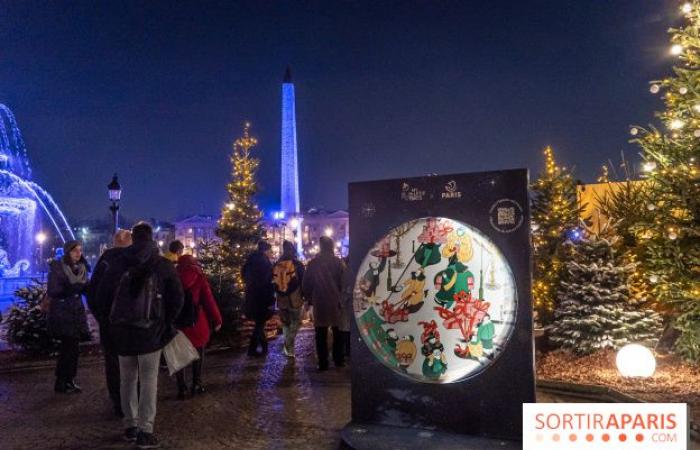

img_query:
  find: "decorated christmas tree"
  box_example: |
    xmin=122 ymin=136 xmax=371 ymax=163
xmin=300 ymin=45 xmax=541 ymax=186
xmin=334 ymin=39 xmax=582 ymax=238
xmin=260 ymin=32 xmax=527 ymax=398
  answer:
xmin=548 ymin=234 xmax=662 ymax=355
xmin=628 ymin=1 xmax=700 ymax=362
xmin=216 ymin=122 xmax=265 ymax=292
xmin=531 ymin=146 xmax=581 ymax=325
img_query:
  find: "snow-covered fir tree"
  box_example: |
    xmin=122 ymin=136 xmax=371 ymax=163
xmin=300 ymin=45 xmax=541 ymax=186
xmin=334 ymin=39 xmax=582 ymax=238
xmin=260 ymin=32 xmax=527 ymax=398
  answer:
xmin=548 ymin=234 xmax=662 ymax=355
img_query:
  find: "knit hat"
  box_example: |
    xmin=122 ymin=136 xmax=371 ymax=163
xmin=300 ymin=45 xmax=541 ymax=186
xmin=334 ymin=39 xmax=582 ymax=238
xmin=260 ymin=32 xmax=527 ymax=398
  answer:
xmin=63 ymin=240 xmax=82 ymax=253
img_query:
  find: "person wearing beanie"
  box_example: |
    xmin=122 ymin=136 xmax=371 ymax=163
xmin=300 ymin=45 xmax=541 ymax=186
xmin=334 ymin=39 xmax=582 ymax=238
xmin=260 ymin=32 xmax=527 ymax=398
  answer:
xmin=272 ymin=240 xmax=305 ymax=357
xmin=242 ymin=240 xmax=275 ymax=357
xmin=47 ymin=239 xmax=91 ymax=394
xmin=303 ymin=236 xmax=347 ymax=371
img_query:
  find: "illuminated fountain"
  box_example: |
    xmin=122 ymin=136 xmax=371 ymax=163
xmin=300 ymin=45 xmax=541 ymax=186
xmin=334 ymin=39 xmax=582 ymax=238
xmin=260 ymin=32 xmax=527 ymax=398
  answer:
xmin=0 ymin=104 xmax=74 ymax=307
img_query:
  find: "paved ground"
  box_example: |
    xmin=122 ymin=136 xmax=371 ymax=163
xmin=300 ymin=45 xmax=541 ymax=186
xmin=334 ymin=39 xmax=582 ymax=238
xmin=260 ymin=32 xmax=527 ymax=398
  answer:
xmin=2 ymin=329 xmax=697 ymax=450
xmin=0 ymin=329 xmax=351 ymax=450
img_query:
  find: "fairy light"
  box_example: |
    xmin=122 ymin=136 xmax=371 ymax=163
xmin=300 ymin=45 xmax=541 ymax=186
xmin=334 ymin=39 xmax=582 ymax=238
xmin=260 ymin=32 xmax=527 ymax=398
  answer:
xmin=671 ymin=44 xmax=684 ymax=55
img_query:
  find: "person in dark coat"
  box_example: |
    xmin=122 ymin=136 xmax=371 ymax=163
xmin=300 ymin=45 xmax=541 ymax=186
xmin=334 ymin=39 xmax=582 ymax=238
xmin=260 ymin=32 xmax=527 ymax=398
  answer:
xmin=86 ymin=229 xmax=132 ymax=416
xmin=303 ymin=236 xmax=346 ymax=371
xmin=242 ymin=240 xmax=274 ymax=357
xmin=47 ymin=240 xmax=91 ymax=394
xmin=175 ymin=254 xmax=222 ymax=399
xmin=106 ymin=222 xmax=184 ymax=448
xmin=273 ymin=240 xmax=305 ymax=358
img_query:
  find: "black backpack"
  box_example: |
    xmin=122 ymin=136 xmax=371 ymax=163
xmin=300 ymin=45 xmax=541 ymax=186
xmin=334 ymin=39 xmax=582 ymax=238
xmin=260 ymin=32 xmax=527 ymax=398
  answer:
xmin=175 ymin=289 xmax=198 ymax=328
xmin=109 ymin=268 xmax=161 ymax=329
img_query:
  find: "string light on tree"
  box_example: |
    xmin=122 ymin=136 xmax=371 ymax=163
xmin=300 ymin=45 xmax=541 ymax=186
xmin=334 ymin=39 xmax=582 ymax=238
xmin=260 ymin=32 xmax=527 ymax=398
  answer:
xmin=627 ymin=0 xmax=700 ymax=363
xmin=216 ymin=122 xmax=265 ymax=290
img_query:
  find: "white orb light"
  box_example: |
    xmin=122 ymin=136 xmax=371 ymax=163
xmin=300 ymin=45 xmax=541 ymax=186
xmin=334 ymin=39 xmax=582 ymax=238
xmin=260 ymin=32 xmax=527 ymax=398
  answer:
xmin=630 ymin=127 xmax=639 ymax=136
xmin=683 ymin=2 xmax=693 ymax=14
xmin=616 ymin=344 xmax=656 ymax=378
xmin=650 ymin=84 xmax=661 ymax=94
xmin=680 ymin=86 xmax=689 ymax=94
xmin=671 ymin=44 xmax=684 ymax=56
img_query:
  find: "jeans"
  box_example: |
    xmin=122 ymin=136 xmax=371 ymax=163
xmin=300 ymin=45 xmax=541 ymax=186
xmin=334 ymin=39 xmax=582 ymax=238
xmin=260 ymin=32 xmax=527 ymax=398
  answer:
xmin=248 ymin=318 xmax=268 ymax=354
xmin=176 ymin=347 xmax=204 ymax=389
xmin=315 ymin=326 xmax=345 ymax=369
xmin=280 ymin=308 xmax=302 ymax=353
xmin=119 ymin=349 xmax=161 ymax=433
xmin=55 ymin=336 xmax=79 ymax=382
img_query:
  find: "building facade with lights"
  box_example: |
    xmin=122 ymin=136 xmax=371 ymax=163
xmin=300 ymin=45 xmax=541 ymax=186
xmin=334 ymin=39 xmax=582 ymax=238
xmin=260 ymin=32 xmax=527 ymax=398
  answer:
xmin=173 ymin=214 xmax=219 ymax=254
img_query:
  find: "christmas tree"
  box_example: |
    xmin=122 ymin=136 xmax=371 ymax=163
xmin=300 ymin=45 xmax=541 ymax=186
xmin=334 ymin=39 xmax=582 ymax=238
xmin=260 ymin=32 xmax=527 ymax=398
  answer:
xmin=548 ymin=234 xmax=662 ymax=355
xmin=629 ymin=1 xmax=700 ymax=362
xmin=531 ymin=146 xmax=581 ymax=325
xmin=596 ymin=159 xmax=656 ymax=309
xmin=198 ymin=239 xmax=241 ymax=340
xmin=216 ymin=122 xmax=265 ymax=292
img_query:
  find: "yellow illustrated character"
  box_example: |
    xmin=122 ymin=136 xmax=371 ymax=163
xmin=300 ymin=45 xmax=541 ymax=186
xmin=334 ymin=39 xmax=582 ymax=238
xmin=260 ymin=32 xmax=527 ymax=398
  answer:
xmin=399 ymin=269 xmax=427 ymax=313
xmin=442 ymin=228 xmax=473 ymax=263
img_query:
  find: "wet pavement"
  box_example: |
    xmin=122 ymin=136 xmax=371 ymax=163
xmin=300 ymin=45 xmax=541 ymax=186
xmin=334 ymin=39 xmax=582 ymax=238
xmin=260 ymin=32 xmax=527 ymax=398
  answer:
xmin=0 ymin=328 xmax=351 ymax=449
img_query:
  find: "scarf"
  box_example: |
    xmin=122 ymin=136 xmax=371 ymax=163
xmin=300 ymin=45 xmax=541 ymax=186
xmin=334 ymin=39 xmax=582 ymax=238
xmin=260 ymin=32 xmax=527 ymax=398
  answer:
xmin=62 ymin=259 xmax=87 ymax=285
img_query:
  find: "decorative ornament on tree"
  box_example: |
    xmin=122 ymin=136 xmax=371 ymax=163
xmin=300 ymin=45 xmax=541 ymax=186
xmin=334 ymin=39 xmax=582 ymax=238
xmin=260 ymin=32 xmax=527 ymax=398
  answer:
xmin=680 ymin=86 xmax=689 ymax=94
xmin=650 ymin=84 xmax=660 ymax=94
xmin=630 ymin=127 xmax=639 ymax=136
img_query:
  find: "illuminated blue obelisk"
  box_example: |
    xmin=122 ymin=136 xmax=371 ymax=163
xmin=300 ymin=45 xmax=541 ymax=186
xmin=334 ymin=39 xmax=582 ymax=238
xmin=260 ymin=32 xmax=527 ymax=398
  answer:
xmin=281 ymin=66 xmax=302 ymax=253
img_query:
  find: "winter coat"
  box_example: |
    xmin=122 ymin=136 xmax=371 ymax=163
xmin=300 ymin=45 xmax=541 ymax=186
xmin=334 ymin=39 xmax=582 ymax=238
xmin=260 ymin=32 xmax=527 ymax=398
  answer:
xmin=86 ymin=247 xmax=125 ymax=353
xmin=176 ymin=255 xmax=223 ymax=348
xmin=302 ymin=252 xmax=345 ymax=328
xmin=242 ymin=251 xmax=275 ymax=321
xmin=273 ymin=257 xmax=305 ymax=309
xmin=47 ymin=258 xmax=90 ymax=339
xmin=107 ymin=241 xmax=184 ymax=356
xmin=338 ymin=264 xmax=355 ymax=332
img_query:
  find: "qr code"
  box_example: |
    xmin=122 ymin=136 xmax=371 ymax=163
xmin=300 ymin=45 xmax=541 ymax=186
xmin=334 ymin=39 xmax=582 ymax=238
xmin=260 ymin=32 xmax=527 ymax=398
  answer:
xmin=497 ymin=207 xmax=516 ymax=225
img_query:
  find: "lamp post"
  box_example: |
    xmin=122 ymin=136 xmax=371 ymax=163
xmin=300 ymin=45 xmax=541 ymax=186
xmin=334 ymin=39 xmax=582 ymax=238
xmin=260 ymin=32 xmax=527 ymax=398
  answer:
xmin=108 ymin=174 xmax=122 ymax=235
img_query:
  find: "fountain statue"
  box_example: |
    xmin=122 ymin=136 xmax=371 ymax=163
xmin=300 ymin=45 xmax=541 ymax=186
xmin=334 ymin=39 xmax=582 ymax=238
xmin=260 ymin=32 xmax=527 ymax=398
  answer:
xmin=0 ymin=104 xmax=74 ymax=309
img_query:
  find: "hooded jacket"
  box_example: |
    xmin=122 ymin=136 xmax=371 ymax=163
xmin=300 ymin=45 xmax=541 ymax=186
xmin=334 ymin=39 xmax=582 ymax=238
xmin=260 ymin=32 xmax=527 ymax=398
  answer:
xmin=176 ymin=255 xmax=222 ymax=348
xmin=46 ymin=257 xmax=90 ymax=339
xmin=106 ymin=241 xmax=184 ymax=356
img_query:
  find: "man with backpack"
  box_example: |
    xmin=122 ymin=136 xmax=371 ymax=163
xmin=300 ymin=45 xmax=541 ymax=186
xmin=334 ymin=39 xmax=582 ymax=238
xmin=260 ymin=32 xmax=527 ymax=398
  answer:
xmin=272 ymin=240 xmax=305 ymax=358
xmin=107 ymin=222 xmax=184 ymax=449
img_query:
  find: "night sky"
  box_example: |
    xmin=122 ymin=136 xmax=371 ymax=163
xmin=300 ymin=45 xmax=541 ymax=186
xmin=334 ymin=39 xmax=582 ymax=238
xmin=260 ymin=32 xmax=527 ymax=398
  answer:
xmin=0 ymin=1 xmax=682 ymax=222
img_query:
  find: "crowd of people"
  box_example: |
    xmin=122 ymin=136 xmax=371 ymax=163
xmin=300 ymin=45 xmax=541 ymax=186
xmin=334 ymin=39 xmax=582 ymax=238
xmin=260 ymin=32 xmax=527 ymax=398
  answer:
xmin=44 ymin=223 xmax=351 ymax=449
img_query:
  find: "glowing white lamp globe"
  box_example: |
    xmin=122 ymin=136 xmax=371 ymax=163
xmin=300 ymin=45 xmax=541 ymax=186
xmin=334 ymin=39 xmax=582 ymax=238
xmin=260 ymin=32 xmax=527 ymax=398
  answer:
xmin=616 ymin=344 xmax=656 ymax=378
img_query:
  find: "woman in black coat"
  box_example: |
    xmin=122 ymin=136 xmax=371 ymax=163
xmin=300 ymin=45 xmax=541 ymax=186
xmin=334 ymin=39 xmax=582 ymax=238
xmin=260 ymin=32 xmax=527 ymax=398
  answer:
xmin=242 ymin=241 xmax=275 ymax=356
xmin=47 ymin=240 xmax=90 ymax=394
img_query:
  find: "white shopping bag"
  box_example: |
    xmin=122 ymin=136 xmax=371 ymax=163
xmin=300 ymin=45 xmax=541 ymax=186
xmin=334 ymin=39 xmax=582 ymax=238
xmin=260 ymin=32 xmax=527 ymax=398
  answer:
xmin=163 ymin=331 xmax=200 ymax=376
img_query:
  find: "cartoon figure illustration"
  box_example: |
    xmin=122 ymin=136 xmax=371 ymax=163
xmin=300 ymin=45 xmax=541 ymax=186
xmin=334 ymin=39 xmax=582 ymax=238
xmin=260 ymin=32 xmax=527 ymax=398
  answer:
xmin=395 ymin=335 xmax=417 ymax=372
xmin=414 ymin=218 xmax=453 ymax=268
xmin=397 ymin=269 xmax=428 ymax=314
xmin=435 ymin=291 xmax=491 ymax=358
xmin=467 ymin=334 xmax=484 ymax=361
xmin=477 ymin=314 xmax=496 ymax=352
xmin=441 ymin=228 xmax=473 ymax=263
xmin=433 ymin=257 xmax=475 ymax=309
xmin=419 ymin=320 xmax=447 ymax=380
xmin=380 ymin=300 xmax=409 ymax=324
xmin=359 ymin=257 xmax=387 ymax=301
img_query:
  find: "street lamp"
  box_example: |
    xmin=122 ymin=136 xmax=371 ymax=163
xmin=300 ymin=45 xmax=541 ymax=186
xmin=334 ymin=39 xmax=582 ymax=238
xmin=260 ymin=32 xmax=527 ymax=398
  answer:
xmin=108 ymin=174 xmax=122 ymax=235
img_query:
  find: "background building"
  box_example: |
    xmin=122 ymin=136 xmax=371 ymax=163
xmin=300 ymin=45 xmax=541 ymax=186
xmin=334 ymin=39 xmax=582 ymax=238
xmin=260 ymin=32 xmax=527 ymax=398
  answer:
xmin=174 ymin=214 xmax=219 ymax=255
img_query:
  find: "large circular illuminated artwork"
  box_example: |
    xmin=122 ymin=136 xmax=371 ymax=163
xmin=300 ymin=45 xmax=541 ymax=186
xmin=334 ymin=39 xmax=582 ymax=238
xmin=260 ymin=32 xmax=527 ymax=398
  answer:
xmin=354 ymin=217 xmax=517 ymax=383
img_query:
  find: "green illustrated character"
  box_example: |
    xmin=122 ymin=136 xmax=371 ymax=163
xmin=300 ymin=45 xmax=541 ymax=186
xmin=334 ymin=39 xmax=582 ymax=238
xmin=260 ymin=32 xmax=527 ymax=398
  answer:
xmin=420 ymin=332 xmax=447 ymax=380
xmin=433 ymin=257 xmax=475 ymax=309
xmin=357 ymin=308 xmax=399 ymax=367
xmin=477 ymin=314 xmax=496 ymax=351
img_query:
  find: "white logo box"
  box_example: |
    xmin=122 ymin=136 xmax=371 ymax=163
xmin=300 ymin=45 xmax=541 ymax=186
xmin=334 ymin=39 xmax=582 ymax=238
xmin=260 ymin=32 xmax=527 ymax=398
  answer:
xmin=523 ymin=403 xmax=688 ymax=450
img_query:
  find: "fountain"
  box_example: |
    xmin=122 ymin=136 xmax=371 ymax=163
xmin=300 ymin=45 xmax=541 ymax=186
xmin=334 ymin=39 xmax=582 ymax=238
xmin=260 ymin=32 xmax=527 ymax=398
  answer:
xmin=0 ymin=104 xmax=74 ymax=311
